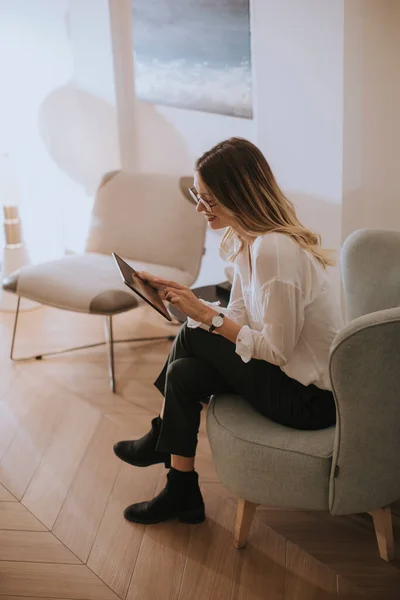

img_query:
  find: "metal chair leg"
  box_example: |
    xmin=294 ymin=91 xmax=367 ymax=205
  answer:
xmin=104 ymin=315 xmax=116 ymax=394
xmin=8 ymin=300 xmax=176 ymax=393
xmin=10 ymin=332 xmax=175 ymax=361
xmin=10 ymin=296 xmax=21 ymax=360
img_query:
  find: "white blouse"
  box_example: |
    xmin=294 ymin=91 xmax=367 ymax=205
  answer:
xmin=188 ymin=232 xmax=344 ymax=390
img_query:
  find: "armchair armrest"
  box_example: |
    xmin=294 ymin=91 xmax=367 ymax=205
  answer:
xmin=329 ymin=306 xmax=400 ymax=515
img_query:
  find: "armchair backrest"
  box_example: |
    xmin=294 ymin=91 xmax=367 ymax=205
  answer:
xmin=329 ymin=228 xmax=400 ymax=515
xmin=341 ymin=228 xmax=400 ymax=321
xmin=85 ymin=171 xmax=206 ymax=281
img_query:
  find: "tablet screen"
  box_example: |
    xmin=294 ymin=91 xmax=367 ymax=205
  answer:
xmin=113 ymin=253 xmax=172 ymax=321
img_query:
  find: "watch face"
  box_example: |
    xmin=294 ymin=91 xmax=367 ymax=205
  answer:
xmin=212 ymin=315 xmax=224 ymax=328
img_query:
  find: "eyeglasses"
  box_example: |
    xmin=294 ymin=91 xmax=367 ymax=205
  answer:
xmin=188 ymin=187 xmax=216 ymax=213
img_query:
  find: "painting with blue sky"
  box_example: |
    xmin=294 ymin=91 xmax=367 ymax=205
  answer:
xmin=131 ymin=0 xmax=252 ymax=118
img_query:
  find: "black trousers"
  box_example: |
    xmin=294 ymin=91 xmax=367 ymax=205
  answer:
xmin=155 ymin=324 xmax=336 ymax=458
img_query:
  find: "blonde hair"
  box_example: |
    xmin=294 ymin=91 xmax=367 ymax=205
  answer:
xmin=196 ymin=138 xmax=335 ymax=268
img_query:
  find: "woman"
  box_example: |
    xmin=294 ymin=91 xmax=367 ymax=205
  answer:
xmin=114 ymin=137 xmax=343 ymax=525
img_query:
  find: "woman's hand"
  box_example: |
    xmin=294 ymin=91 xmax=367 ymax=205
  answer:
xmin=136 ymin=271 xmax=166 ymax=291
xmin=137 ymin=272 xmax=207 ymax=322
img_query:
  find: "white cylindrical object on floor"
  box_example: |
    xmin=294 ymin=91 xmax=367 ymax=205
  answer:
xmin=0 ymin=247 xmax=39 ymax=311
xmin=0 ymin=205 xmax=40 ymax=312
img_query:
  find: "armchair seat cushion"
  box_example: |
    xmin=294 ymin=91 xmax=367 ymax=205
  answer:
xmin=207 ymin=394 xmax=336 ymax=511
xmin=2 ymin=253 xmax=193 ymax=315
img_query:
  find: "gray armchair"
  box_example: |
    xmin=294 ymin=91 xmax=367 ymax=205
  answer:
xmin=2 ymin=171 xmax=205 ymax=392
xmin=207 ymin=228 xmax=400 ymax=561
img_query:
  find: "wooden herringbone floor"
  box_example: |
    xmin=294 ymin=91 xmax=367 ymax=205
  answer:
xmin=0 ymin=304 xmax=399 ymax=599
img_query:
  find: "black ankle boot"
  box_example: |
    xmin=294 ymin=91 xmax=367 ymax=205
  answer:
xmin=124 ymin=468 xmax=205 ymax=525
xmin=113 ymin=416 xmax=171 ymax=468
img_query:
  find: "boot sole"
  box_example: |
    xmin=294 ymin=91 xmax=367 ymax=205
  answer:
xmin=113 ymin=449 xmax=171 ymax=469
xmin=124 ymin=507 xmax=206 ymax=525
xmin=120 ymin=458 xmax=171 ymax=469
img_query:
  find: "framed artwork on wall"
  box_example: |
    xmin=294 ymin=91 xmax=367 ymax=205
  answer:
xmin=131 ymin=0 xmax=252 ymax=119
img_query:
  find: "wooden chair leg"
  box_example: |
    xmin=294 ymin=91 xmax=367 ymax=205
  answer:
xmin=234 ymin=498 xmax=258 ymax=549
xmin=368 ymin=507 xmax=394 ymax=562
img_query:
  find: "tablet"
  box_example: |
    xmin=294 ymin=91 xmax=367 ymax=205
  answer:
xmin=113 ymin=253 xmax=172 ymax=322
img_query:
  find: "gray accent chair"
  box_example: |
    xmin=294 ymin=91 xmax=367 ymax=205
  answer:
xmin=2 ymin=171 xmax=205 ymax=392
xmin=207 ymin=228 xmax=400 ymax=561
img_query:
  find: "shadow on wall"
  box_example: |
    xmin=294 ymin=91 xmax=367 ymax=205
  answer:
xmin=38 ymin=84 xmax=120 ymax=195
xmin=37 ymin=83 xmax=197 ymax=253
xmin=39 ymin=84 xmax=194 ymax=179
xmin=132 ymin=101 xmax=193 ymax=175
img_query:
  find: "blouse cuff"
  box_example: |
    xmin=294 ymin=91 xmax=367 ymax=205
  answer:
xmin=186 ymin=299 xmax=221 ymax=330
xmin=235 ymin=325 xmax=254 ymax=363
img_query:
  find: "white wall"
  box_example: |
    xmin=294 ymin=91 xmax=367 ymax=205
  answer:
xmin=0 ymin=0 xmax=120 ymax=262
xmin=343 ymin=0 xmax=400 ymax=240
xmin=0 ymin=0 xmax=73 ymax=261
xmin=253 ymin=0 xmax=344 ymax=291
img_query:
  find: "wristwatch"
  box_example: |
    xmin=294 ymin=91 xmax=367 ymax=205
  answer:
xmin=209 ymin=312 xmax=225 ymax=333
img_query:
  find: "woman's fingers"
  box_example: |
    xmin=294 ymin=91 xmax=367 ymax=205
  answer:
xmin=136 ymin=271 xmax=166 ymax=290
xmin=165 ymin=287 xmax=181 ymax=297
xmin=165 ymin=288 xmax=182 ymax=302
xmin=136 ymin=272 xmax=185 ymax=292
xmin=152 ymin=277 xmax=186 ymax=290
